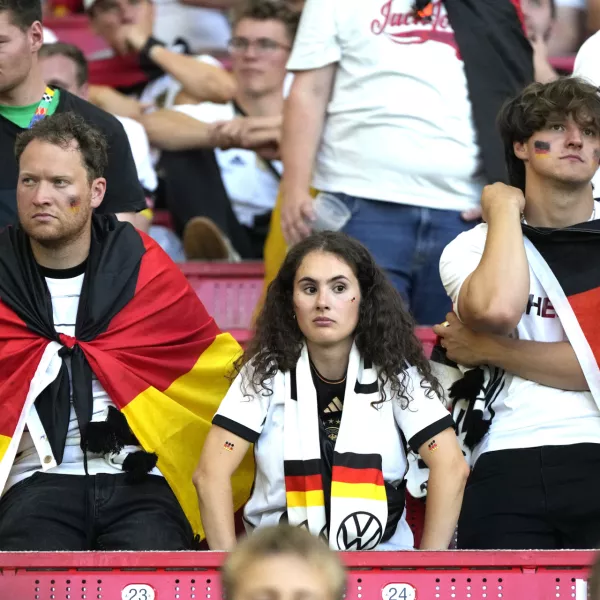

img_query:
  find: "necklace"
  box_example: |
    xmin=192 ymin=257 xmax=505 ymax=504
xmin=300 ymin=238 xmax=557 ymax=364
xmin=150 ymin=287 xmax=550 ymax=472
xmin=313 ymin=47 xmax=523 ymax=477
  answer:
xmin=309 ymin=360 xmax=347 ymax=385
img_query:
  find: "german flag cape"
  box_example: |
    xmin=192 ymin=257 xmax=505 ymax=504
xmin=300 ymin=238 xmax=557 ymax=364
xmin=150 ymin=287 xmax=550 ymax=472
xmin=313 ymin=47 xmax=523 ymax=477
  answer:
xmin=0 ymin=215 xmax=252 ymax=537
xmin=522 ymin=219 xmax=600 ymax=404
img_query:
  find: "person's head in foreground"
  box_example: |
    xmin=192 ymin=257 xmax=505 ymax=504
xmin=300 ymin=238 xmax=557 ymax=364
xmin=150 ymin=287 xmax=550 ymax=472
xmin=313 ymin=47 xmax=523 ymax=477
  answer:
xmin=0 ymin=0 xmax=44 ymax=97
xmin=222 ymin=525 xmax=346 ymax=600
xmin=229 ymin=0 xmax=299 ymax=101
xmin=498 ymin=77 xmax=600 ymax=195
xmin=241 ymin=230 xmax=440 ymax=401
xmin=15 ymin=111 xmax=106 ymax=265
xmin=39 ymin=42 xmax=89 ymax=99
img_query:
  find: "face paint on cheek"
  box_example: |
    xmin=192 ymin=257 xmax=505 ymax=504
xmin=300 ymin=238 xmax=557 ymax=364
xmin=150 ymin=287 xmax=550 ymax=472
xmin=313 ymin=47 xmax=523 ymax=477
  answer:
xmin=533 ymin=140 xmax=550 ymax=157
xmin=68 ymin=196 xmax=81 ymax=213
xmin=534 ymin=141 xmax=552 ymax=157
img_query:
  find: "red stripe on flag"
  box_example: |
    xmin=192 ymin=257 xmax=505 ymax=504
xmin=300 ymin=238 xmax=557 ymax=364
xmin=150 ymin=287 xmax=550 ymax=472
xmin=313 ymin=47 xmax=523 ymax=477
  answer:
xmin=83 ymin=234 xmax=223 ymax=404
xmin=285 ymin=474 xmax=323 ymax=493
xmin=332 ymin=465 xmax=385 ymax=487
xmin=569 ymin=287 xmax=600 ymax=365
xmin=509 ymin=0 xmax=526 ymax=33
xmin=0 ymin=301 xmax=48 ymax=437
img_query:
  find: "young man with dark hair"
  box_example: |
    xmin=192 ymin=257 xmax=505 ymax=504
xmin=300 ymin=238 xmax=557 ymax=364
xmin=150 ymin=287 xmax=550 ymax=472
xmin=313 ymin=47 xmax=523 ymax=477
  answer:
xmin=435 ymin=77 xmax=600 ymax=550
xmin=141 ymin=0 xmax=299 ymax=260
xmin=83 ymin=0 xmax=235 ymax=118
xmin=0 ymin=112 xmax=243 ymax=550
xmin=0 ymin=0 xmax=146 ymax=229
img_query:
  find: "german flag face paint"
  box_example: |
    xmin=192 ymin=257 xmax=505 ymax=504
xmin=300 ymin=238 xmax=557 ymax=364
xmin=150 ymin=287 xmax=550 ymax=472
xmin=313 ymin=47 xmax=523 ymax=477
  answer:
xmin=534 ymin=141 xmax=552 ymax=157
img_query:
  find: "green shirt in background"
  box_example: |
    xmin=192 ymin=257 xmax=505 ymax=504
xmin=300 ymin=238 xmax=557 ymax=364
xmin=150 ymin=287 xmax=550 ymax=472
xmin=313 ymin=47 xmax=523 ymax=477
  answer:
xmin=0 ymin=89 xmax=61 ymax=129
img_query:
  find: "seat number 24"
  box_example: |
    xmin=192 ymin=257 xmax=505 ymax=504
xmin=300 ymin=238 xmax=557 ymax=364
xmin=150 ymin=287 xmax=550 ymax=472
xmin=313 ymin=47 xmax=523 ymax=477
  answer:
xmin=382 ymin=583 xmax=417 ymax=600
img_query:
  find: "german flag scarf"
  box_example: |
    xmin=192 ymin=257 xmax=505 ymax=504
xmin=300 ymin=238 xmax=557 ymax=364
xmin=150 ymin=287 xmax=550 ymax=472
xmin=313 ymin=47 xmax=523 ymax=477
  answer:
xmin=522 ymin=220 xmax=600 ymax=402
xmin=283 ymin=344 xmax=387 ymax=551
xmin=0 ymin=215 xmax=249 ymax=537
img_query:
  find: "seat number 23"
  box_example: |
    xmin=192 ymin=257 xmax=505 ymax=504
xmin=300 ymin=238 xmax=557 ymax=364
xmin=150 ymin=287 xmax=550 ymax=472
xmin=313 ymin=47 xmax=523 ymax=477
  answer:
xmin=121 ymin=584 xmax=156 ymax=600
xmin=382 ymin=583 xmax=417 ymax=600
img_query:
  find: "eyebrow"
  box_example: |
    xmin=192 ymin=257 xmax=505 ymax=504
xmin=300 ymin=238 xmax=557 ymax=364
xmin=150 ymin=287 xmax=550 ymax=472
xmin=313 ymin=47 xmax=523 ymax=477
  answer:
xmin=297 ymin=275 xmax=350 ymax=285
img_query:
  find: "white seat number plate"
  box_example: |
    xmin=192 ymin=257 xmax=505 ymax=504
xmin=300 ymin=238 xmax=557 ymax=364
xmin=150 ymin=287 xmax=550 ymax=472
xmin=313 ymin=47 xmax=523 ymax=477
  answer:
xmin=121 ymin=584 xmax=156 ymax=600
xmin=382 ymin=583 xmax=417 ymax=600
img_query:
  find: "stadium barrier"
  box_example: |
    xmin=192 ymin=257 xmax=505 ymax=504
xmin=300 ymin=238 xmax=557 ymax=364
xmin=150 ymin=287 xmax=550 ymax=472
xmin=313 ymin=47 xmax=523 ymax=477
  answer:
xmin=0 ymin=549 xmax=593 ymax=599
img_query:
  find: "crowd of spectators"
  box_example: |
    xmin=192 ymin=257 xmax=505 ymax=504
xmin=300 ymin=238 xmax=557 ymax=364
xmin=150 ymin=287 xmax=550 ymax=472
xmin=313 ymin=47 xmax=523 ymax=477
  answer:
xmin=3 ymin=0 xmax=600 ymax=569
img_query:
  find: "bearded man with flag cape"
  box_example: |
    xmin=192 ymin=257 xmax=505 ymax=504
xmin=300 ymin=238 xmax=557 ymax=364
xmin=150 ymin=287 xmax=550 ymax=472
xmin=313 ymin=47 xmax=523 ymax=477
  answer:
xmin=0 ymin=111 xmax=252 ymax=551
xmin=426 ymin=77 xmax=600 ymax=551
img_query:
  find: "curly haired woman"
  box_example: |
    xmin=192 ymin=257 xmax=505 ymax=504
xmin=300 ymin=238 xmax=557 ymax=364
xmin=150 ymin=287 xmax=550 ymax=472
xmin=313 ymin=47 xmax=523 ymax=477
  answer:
xmin=194 ymin=232 xmax=468 ymax=551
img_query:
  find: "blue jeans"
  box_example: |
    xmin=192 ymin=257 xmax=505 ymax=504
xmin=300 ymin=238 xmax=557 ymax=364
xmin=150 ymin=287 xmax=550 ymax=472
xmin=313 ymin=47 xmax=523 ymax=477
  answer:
xmin=338 ymin=194 xmax=476 ymax=325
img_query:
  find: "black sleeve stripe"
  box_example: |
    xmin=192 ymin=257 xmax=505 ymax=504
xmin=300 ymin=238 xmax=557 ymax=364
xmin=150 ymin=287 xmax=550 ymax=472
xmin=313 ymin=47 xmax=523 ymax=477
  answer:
xmin=354 ymin=380 xmax=378 ymax=395
xmin=408 ymin=415 xmax=455 ymax=454
xmin=212 ymin=414 xmax=260 ymax=444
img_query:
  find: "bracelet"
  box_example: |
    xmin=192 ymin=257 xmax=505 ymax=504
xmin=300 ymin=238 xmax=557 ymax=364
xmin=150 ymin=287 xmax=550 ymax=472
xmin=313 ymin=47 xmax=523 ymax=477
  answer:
xmin=139 ymin=36 xmax=165 ymax=66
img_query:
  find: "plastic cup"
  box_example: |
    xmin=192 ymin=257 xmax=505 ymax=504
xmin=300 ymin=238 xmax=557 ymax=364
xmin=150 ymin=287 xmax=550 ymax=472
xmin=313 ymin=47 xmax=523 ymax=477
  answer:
xmin=311 ymin=193 xmax=352 ymax=232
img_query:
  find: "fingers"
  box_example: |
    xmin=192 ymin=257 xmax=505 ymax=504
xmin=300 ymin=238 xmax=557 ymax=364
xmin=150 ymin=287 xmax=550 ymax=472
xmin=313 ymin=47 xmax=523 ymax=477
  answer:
xmin=282 ymin=197 xmax=314 ymax=245
xmin=461 ymin=207 xmax=482 ymax=222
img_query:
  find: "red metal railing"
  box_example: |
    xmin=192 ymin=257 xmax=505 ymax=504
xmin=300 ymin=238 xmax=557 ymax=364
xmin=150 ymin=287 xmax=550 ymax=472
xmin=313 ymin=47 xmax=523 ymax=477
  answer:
xmin=0 ymin=550 xmax=593 ymax=599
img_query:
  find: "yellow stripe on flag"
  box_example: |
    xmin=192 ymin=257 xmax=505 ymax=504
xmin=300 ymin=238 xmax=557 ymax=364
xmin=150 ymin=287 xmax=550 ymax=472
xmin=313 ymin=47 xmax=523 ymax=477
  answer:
xmin=286 ymin=489 xmax=325 ymax=508
xmin=122 ymin=333 xmax=253 ymax=538
xmin=0 ymin=434 xmax=10 ymax=462
xmin=331 ymin=481 xmax=387 ymax=502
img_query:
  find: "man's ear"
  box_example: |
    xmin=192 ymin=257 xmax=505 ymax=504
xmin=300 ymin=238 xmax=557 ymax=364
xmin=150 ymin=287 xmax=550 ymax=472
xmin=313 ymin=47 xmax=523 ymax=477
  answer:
xmin=30 ymin=21 xmax=43 ymax=53
xmin=90 ymin=177 xmax=106 ymax=209
xmin=514 ymin=140 xmax=529 ymax=161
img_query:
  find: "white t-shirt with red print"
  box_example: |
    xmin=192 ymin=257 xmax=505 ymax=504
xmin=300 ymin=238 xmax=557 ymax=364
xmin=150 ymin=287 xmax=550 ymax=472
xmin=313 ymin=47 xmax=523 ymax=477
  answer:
xmin=287 ymin=0 xmax=486 ymax=212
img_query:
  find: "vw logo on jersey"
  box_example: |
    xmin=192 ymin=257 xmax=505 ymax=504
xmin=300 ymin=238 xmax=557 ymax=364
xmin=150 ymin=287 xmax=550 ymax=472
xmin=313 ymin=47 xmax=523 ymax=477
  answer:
xmin=336 ymin=512 xmax=383 ymax=550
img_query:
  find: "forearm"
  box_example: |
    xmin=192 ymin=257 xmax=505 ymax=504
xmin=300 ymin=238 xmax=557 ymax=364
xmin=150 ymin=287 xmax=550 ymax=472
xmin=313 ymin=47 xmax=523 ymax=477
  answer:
xmin=195 ymin=475 xmax=237 ymax=551
xmin=139 ymin=110 xmax=214 ymax=150
xmin=281 ymin=78 xmax=329 ymax=195
xmin=534 ymin=54 xmax=558 ymax=83
xmin=483 ymin=337 xmax=589 ymax=391
xmin=148 ymin=46 xmax=235 ymax=103
xmin=419 ymin=464 xmax=466 ymax=550
xmin=460 ymin=204 xmax=529 ymax=333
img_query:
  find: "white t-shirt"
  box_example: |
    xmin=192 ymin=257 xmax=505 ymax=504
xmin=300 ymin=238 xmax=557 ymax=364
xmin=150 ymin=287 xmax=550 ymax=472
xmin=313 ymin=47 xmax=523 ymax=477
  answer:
xmin=6 ymin=271 xmax=160 ymax=490
xmin=287 ymin=0 xmax=483 ymax=212
xmin=152 ymin=1 xmax=230 ymax=53
xmin=556 ymin=0 xmax=585 ymax=7
xmin=117 ymin=116 xmax=158 ymax=193
xmin=573 ymin=32 xmax=600 ymax=196
xmin=174 ymin=101 xmax=283 ymax=227
xmin=42 ymin=27 xmax=58 ymax=44
xmin=213 ymin=364 xmax=452 ymax=550
xmin=440 ymin=224 xmax=600 ymax=461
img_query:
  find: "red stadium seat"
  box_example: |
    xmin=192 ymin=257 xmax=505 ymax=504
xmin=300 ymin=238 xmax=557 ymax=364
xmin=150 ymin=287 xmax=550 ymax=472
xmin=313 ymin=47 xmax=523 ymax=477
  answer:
xmin=181 ymin=262 xmax=264 ymax=345
xmin=181 ymin=260 xmax=438 ymax=351
xmin=0 ymin=550 xmax=592 ymax=599
xmin=44 ymin=15 xmax=108 ymax=57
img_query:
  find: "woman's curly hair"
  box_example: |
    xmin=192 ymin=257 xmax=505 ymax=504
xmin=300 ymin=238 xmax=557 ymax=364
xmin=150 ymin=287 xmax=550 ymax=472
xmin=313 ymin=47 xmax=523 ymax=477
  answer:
xmin=235 ymin=231 xmax=443 ymax=408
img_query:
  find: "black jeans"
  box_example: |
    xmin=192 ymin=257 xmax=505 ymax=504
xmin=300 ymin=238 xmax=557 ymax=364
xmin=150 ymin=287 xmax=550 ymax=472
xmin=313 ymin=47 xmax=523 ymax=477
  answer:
xmin=0 ymin=472 xmax=194 ymax=551
xmin=458 ymin=444 xmax=600 ymax=550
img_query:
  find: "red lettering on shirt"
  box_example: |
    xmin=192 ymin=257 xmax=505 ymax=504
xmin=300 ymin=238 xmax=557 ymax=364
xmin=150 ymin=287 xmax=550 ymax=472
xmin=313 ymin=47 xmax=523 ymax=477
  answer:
xmin=371 ymin=0 xmax=460 ymax=58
